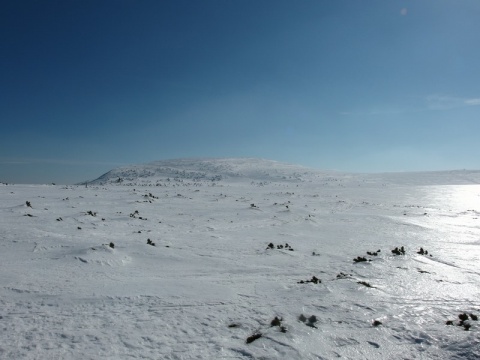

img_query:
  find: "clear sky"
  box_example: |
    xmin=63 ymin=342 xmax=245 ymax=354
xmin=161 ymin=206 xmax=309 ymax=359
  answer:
xmin=1 ymin=0 xmax=480 ymax=184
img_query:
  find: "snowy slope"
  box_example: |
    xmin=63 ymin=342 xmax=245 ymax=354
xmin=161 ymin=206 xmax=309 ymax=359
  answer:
xmin=86 ymin=158 xmax=326 ymax=186
xmin=1 ymin=159 xmax=480 ymax=359
xmin=87 ymin=157 xmax=480 ymax=187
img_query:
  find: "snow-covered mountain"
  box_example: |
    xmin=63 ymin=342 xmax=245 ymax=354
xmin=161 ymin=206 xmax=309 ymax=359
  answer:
xmin=87 ymin=157 xmax=480 ymax=187
xmin=81 ymin=158 xmax=480 ymax=186
xmin=86 ymin=158 xmax=326 ymax=186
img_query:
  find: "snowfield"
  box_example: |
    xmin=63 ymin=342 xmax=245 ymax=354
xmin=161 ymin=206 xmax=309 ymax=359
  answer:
xmin=1 ymin=159 xmax=479 ymax=359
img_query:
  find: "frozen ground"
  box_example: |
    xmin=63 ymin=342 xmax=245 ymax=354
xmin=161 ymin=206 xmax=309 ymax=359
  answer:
xmin=1 ymin=159 xmax=479 ymax=359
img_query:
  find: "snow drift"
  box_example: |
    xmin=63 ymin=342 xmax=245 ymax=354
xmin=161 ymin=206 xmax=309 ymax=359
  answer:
xmin=1 ymin=158 xmax=480 ymax=359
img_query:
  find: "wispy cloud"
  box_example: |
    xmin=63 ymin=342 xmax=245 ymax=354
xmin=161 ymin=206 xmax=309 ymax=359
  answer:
xmin=427 ymin=95 xmax=480 ymax=110
xmin=464 ymin=98 xmax=480 ymax=106
xmin=339 ymin=94 xmax=480 ymax=117
xmin=339 ymin=106 xmax=425 ymax=117
xmin=0 ymin=158 xmax=126 ymax=166
xmin=339 ymin=94 xmax=480 ymax=116
xmin=0 ymin=160 xmax=31 ymax=165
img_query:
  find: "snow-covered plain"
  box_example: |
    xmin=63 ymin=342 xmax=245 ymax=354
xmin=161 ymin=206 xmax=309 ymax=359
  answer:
xmin=1 ymin=158 xmax=479 ymax=359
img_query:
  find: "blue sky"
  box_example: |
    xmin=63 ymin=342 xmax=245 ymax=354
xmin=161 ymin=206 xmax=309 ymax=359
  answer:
xmin=1 ymin=0 xmax=480 ymax=184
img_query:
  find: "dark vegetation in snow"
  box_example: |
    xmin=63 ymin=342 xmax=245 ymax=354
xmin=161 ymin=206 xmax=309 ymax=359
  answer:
xmin=391 ymin=246 xmax=406 ymax=255
xmin=353 ymin=256 xmax=369 ymax=263
xmin=266 ymin=242 xmax=294 ymax=251
xmin=298 ymin=276 xmax=321 ymax=284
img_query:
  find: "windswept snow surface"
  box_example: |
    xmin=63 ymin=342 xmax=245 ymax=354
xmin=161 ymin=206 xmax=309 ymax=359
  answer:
xmin=1 ymin=159 xmax=480 ymax=359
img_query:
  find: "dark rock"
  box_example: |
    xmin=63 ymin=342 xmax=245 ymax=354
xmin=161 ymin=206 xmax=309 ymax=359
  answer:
xmin=417 ymin=269 xmax=430 ymax=274
xmin=392 ymin=246 xmax=406 ymax=255
xmin=298 ymin=276 xmax=321 ymax=284
xmin=109 ymin=242 xmax=115 ymax=249
xmin=270 ymin=316 xmax=282 ymax=327
xmin=417 ymin=247 xmax=429 ymax=255
xmin=246 ymin=333 xmax=262 ymax=344
xmin=358 ymin=281 xmax=373 ymax=288
xmin=372 ymin=320 xmax=382 ymax=327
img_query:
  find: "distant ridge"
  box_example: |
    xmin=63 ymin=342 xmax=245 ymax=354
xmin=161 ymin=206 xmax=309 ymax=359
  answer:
xmin=84 ymin=158 xmax=480 ymax=187
xmin=86 ymin=158 xmax=324 ymax=186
